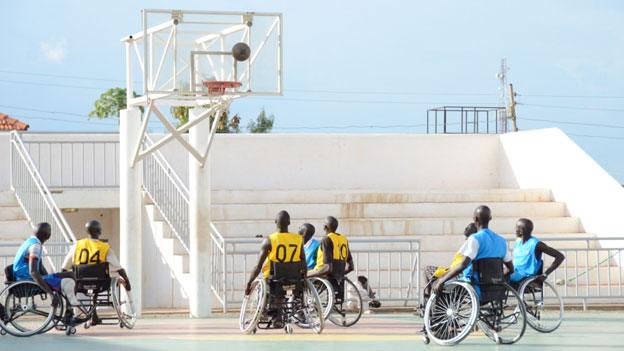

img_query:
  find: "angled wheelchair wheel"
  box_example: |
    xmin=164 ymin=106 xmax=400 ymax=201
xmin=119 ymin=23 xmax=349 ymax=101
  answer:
xmin=239 ymin=278 xmax=267 ymax=334
xmin=0 ymin=281 xmax=58 ymax=337
xmin=328 ymin=278 xmax=362 ymax=327
xmin=423 ymin=281 xmax=479 ymax=346
xmin=294 ymin=279 xmax=325 ymax=334
xmin=309 ymin=278 xmax=334 ymax=320
xmin=519 ymin=277 xmax=563 ymax=333
xmin=478 ymin=283 xmax=527 ymax=345
xmin=112 ymin=278 xmax=137 ymax=329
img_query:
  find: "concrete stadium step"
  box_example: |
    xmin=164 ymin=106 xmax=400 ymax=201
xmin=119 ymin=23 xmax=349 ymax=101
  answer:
xmin=0 ymin=220 xmax=34 ymax=241
xmin=0 ymin=191 xmax=19 ymax=207
xmin=144 ymin=204 xmax=190 ymax=274
xmin=0 ymin=207 xmax=27 ymax=221
xmin=212 ymin=188 xmax=553 ymax=205
xmin=213 ymin=217 xmax=581 ymax=237
xmin=210 ymin=201 xmax=567 ymax=221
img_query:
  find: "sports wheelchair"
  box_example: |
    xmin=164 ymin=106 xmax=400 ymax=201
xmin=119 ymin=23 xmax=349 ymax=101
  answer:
xmin=515 ymin=267 xmax=564 ymax=333
xmin=0 ymin=262 xmax=136 ymax=337
xmin=422 ymin=258 xmax=527 ymax=345
xmin=308 ymin=261 xmax=363 ymax=327
xmin=239 ymin=261 xmax=324 ymax=334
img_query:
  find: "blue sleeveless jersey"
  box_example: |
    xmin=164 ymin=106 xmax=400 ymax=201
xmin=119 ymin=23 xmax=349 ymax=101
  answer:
xmin=13 ymin=236 xmax=42 ymax=281
xmin=510 ymin=236 xmax=542 ymax=282
xmin=462 ymin=228 xmax=508 ymax=282
xmin=304 ymin=239 xmax=321 ymax=269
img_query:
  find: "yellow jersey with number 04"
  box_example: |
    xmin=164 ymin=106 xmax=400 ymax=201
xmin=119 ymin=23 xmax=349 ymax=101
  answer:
xmin=261 ymin=232 xmax=303 ymax=278
xmin=73 ymin=239 xmax=110 ymax=265
xmin=314 ymin=232 xmax=349 ymax=270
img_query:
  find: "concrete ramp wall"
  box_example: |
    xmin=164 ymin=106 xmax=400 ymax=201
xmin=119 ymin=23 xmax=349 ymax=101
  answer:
xmin=499 ymin=128 xmax=624 ymax=241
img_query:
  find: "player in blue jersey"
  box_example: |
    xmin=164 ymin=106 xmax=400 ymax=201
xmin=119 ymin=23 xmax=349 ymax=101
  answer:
xmin=509 ymin=218 xmax=565 ymax=284
xmin=432 ymin=206 xmax=513 ymax=294
xmin=299 ymin=223 xmax=320 ymax=270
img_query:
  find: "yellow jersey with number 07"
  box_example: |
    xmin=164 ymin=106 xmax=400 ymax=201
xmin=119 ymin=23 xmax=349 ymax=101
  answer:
xmin=73 ymin=239 xmax=110 ymax=265
xmin=261 ymin=232 xmax=303 ymax=278
xmin=314 ymin=232 xmax=349 ymax=270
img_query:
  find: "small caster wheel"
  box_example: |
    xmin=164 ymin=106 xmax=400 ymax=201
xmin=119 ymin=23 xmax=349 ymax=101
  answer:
xmin=120 ymin=323 xmax=124 ymax=329
xmin=422 ymin=336 xmax=430 ymax=345
xmin=251 ymin=328 xmax=257 ymax=334
xmin=0 ymin=329 xmax=7 ymax=336
xmin=284 ymin=324 xmax=293 ymax=334
xmin=84 ymin=322 xmax=91 ymax=329
xmin=65 ymin=327 xmax=76 ymax=336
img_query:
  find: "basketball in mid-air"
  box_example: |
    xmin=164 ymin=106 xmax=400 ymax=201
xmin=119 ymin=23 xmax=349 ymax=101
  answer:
xmin=232 ymin=42 xmax=251 ymax=62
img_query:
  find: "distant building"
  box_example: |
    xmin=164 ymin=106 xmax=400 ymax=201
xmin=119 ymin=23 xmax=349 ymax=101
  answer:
xmin=0 ymin=113 xmax=29 ymax=131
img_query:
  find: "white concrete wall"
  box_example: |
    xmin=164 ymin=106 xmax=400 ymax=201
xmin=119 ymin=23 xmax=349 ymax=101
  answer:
xmin=499 ymin=128 xmax=624 ymax=241
xmin=209 ymin=134 xmax=500 ymax=191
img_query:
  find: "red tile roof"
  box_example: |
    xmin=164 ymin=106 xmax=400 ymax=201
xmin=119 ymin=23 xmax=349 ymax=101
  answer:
xmin=0 ymin=113 xmax=29 ymax=131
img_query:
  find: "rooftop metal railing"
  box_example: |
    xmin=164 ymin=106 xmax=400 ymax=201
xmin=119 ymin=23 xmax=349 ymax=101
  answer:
xmin=10 ymin=132 xmax=76 ymax=255
xmin=209 ymin=232 xmax=420 ymax=312
xmin=142 ymin=135 xmax=190 ymax=253
xmin=20 ymin=134 xmax=119 ymax=188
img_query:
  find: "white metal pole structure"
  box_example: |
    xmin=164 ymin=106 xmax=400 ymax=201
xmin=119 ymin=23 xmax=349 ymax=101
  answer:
xmin=188 ymin=107 xmax=214 ymax=317
xmin=119 ymin=40 xmax=143 ymax=316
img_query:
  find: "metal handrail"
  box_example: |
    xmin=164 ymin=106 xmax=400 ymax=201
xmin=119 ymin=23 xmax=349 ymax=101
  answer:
xmin=10 ymin=131 xmax=76 ymax=244
xmin=142 ymin=135 xmax=190 ymax=253
xmin=208 ymin=234 xmax=421 ymax=312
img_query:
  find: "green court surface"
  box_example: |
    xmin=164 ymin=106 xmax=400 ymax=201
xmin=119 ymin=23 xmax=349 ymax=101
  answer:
xmin=1 ymin=312 xmax=623 ymax=350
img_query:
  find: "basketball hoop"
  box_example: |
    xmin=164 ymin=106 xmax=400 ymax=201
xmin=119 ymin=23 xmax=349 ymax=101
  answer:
xmin=202 ymin=81 xmax=242 ymax=96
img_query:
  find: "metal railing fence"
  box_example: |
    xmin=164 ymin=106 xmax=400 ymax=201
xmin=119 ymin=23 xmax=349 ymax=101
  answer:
xmin=21 ymin=135 xmax=119 ymax=188
xmin=209 ymin=231 xmax=420 ymax=312
xmin=10 ymin=132 xmax=76 ymax=258
xmin=142 ymin=136 xmax=190 ymax=253
xmin=506 ymin=236 xmax=624 ymax=307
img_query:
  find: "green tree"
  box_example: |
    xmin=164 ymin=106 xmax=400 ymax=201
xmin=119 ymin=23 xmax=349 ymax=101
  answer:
xmin=89 ymin=88 xmax=141 ymax=119
xmin=170 ymin=106 xmax=241 ymax=133
xmin=247 ymin=109 xmax=274 ymax=133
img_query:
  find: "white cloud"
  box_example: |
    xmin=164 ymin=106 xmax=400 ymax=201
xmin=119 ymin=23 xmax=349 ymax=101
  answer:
xmin=40 ymin=39 xmax=67 ymax=62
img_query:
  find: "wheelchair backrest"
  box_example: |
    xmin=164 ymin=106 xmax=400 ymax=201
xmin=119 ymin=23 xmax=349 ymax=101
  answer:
xmin=269 ymin=261 xmax=304 ymax=282
xmin=4 ymin=264 xmax=15 ymax=284
xmin=74 ymin=262 xmax=111 ymax=293
xmin=329 ymin=260 xmax=346 ymax=279
xmin=473 ymin=258 xmax=506 ymax=302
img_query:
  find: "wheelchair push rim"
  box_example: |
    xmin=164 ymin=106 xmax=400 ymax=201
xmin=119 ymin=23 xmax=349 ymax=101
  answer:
xmin=328 ymin=277 xmax=363 ymax=327
xmin=0 ymin=281 xmax=58 ymax=337
xmin=294 ymin=279 xmax=325 ymax=334
xmin=239 ymin=278 xmax=267 ymax=334
xmin=111 ymin=278 xmax=137 ymax=329
xmin=423 ymin=281 xmax=479 ymax=346
xmin=519 ymin=277 xmax=563 ymax=333
xmin=308 ymin=277 xmax=334 ymax=320
xmin=477 ymin=282 xmax=527 ymax=345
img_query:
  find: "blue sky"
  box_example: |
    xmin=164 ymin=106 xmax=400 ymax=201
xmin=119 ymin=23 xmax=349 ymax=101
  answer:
xmin=0 ymin=1 xmax=623 ymax=181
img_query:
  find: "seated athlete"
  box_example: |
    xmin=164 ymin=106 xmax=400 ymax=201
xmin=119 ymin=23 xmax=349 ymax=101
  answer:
xmin=308 ymin=216 xmax=354 ymax=278
xmin=299 ymin=223 xmax=320 ymax=270
xmin=12 ymin=223 xmax=76 ymax=306
xmin=244 ymin=210 xmax=306 ymax=294
xmin=509 ymin=218 xmax=565 ymax=284
xmin=244 ymin=211 xmax=306 ymax=328
xmin=61 ymin=220 xmax=131 ymax=325
xmin=423 ymin=222 xmax=478 ymax=299
xmin=433 ymin=206 xmax=513 ymax=295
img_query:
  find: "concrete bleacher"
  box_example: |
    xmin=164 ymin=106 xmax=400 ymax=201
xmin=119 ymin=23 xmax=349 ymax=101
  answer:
xmin=210 ymin=188 xmax=586 ymax=264
xmin=0 ymin=191 xmax=32 ymax=257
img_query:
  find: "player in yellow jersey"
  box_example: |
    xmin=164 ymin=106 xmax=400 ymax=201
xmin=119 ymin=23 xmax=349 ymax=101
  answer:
xmin=308 ymin=216 xmax=354 ymax=278
xmin=62 ymin=220 xmax=132 ymax=325
xmin=245 ymin=210 xmax=306 ymax=295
